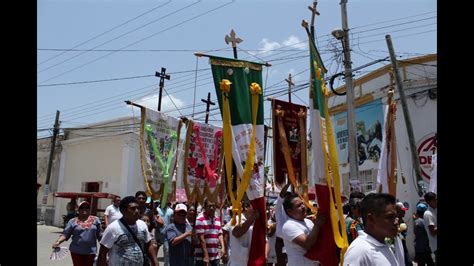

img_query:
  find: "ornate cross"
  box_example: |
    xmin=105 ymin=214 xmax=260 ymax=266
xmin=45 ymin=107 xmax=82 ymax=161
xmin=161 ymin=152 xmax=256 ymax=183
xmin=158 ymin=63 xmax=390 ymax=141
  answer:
xmin=225 ymin=29 xmax=243 ymax=59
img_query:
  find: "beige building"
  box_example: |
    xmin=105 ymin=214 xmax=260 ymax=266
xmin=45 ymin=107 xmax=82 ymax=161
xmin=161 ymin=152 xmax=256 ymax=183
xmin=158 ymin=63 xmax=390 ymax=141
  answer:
xmin=50 ymin=116 xmax=147 ymax=227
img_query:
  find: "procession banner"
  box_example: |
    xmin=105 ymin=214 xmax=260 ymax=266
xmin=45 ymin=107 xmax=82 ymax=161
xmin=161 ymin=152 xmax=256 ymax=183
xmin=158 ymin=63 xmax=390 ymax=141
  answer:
xmin=304 ymin=27 xmax=348 ymax=265
xmin=139 ymin=107 xmax=181 ymax=207
xmin=209 ymin=55 xmax=267 ymax=266
xmin=181 ymin=120 xmax=223 ymax=204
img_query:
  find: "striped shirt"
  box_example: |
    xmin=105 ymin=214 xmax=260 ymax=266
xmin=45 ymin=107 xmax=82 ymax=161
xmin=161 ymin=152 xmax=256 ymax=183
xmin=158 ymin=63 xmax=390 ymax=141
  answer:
xmin=194 ymin=212 xmax=222 ymax=261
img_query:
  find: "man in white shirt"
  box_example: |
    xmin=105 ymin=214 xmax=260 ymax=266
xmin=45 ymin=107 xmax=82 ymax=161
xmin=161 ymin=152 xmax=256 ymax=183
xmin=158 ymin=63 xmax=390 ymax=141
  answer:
xmin=423 ymin=192 xmax=437 ymax=263
xmin=344 ymin=193 xmax=405 ymax=265
xmin=104 ymin=196 xmax=122 ymax=227
xmin=280 ymin=193 xmax=326 ymax=265
xmin=97 ymin=196 xmax=159 ymax=266
xmin=222 ymin=200 xmax=259 ymax=266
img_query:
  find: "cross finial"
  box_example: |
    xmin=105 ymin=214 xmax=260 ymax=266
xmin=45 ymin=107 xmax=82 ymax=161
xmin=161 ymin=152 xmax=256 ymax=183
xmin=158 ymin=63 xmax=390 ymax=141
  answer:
xmin=155 ymin=67 xmax=171 ymax=111
xmin=225 ymin=29 xmax=243 ymax=47
xmin=308 ymin=1 xmax=320 ymax=38
xmin=285 ymin=73 xmax=295 ymax=103
xmin=225 ymin=29 xmax=243 ymax=59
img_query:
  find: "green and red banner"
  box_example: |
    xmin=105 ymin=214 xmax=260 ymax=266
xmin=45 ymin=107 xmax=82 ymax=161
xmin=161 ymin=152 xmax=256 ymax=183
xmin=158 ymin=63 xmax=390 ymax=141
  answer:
xmin=209 ymin=56 xmax=266 ymax=266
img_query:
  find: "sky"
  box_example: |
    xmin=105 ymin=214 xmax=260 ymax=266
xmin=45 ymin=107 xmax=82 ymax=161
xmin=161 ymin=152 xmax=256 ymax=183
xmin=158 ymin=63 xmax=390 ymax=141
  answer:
xmin=37 ymin=0 xmax=436 ymax=139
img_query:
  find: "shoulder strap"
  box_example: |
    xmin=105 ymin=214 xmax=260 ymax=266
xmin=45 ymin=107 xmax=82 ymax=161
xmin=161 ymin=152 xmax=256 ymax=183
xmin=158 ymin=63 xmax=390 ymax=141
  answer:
xmin=119 ymin=218 xmax=146 ymax=256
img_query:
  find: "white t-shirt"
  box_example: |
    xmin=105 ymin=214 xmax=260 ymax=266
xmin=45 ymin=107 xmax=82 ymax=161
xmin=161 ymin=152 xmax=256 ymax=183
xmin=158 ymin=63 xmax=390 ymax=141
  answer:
xmin=223 ymin=215 xmax=252 ymax=266
xmin=423 ymin=206 xmax=437 ymax=252
xmin=274 ymin=195 xmax=288 ymax=238
xmin=104 ymin=204 xmax=122 ymax=225
xmin=344 ymin=231 xmax=405 ymax=265
xmin=100 ymin=219 xmax=152 ymax=266
xmin=281 ymin=217 xmax=320 ymax=265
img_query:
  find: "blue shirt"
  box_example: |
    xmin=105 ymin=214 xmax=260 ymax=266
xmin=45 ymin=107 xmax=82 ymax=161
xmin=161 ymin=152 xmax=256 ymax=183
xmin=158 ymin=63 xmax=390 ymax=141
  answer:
xmin=165 ymin=222 xmax=194 ymax=266
xmin=63 ymin=216 xmax=102 ymax=255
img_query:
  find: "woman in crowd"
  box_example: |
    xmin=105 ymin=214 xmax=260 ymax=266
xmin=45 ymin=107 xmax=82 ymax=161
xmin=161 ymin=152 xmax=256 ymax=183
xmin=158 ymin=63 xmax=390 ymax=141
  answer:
xmin=52 ymin=201 xmax=102 ymax=266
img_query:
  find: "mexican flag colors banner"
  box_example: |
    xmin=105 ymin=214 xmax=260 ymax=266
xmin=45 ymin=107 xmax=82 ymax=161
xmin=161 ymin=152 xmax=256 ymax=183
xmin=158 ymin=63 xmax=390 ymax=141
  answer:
xmin=304 ymin=26 xmax=349 ymax=265
xmin=209 ymin=56 xmax=266 ymax=266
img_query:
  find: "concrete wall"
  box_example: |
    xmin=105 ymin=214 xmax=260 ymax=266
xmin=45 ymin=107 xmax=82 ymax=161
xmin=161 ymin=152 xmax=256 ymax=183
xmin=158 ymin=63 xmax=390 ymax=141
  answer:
xmin=53 ymin=130 xmax=145 ymax=226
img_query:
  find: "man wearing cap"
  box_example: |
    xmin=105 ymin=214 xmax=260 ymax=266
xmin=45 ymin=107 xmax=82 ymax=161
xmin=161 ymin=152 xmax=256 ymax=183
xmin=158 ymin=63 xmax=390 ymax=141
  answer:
xmin=414 ymin=203 xmax=434 ymax=266
xmin=165 ymin=203 xmax=194 ymax=266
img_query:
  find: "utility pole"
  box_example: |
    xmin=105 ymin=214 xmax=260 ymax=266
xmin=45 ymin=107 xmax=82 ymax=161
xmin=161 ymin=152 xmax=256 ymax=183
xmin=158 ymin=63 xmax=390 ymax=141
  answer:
xmin=41 ymin=110 xmax=60 ymax=223
xmin=285 ymin=73 xmax=294 ymax=103
xmin=385 ymin=34 xmax=425 ymax=196
xmin=156 ymin=67 xmax=171 ymax=111
xmin=225 ymin=29 xmax=243 ymax=59
xmin=337 ymin=0 xmax=359 ymax=181
xmin=201 ymin=92 xmax=215 ymax=124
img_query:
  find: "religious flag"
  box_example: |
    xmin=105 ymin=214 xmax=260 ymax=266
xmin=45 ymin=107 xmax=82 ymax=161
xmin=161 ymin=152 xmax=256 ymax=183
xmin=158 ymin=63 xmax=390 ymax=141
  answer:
xmin=139 ymin=107 xmax=182 ymax=208
xmin=271 ymin=98 xmax=315 ymax=212
xmin=376 ymin=91 xmax=397 ymax=195
xmin=304 ymin=24 xmax=348 ymax=265
xmin=180 ymin=120 xmax=223 ymax=204
xmin=209 ymin=56 xmax=267 ymax=266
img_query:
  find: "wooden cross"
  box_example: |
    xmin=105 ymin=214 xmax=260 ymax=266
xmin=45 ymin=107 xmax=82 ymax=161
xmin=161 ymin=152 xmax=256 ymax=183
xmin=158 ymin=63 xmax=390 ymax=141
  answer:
xmin=201 ymin=92 xmax=215 ymax=124
xmin=225 ymin=29 xmax=243 ymax=59
xmin=308 ymin=1 xmax=320 ymax=38
xmin=285 ymin=73 xmax=295 ymax=103
xmin=155 ymin=67 xmax=171 ymax=111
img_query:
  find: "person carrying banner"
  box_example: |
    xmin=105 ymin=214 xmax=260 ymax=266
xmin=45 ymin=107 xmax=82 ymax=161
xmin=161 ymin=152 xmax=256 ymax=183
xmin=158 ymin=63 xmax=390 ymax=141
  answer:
xmin=280 ymin=193 xmax=326 ymax=265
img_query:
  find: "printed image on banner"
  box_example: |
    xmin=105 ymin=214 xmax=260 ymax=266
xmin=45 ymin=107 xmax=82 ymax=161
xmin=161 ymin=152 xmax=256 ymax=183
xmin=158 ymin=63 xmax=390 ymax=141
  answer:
xmin=331 ymin=99 xmax=384 ymax=166
xmin=185 ymin=121 xmax=223 ymax=200
xmin=141 ymin=108 xmax=181 ymax=193
xmin=271 ymin=98 xmax=307 ymax=186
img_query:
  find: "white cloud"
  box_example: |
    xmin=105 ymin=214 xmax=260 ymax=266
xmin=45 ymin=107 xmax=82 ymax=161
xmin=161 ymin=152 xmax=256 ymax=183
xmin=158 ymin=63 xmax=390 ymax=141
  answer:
xmin=257 ymin=35 xmax=305 ymax=56
xmin=258 ymin=38 xmax=281 ymax=55
xmin=282 ymin=35 xmax=306 ymax=50
xmin=131 ymin=93 xmax=185 ymax=116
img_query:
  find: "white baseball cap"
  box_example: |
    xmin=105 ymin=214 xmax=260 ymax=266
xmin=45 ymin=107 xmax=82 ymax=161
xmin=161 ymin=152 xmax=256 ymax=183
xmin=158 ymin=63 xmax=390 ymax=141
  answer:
xmin=175 ymin=203 xmax=188 ymax=213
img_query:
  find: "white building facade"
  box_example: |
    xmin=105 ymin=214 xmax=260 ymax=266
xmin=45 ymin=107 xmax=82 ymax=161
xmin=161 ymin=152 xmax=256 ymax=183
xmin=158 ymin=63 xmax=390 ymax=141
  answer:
xmin=327 ymin=54 xmax=437 ymax=260
xmin=52 ymin=117 xmax=147 ymax=227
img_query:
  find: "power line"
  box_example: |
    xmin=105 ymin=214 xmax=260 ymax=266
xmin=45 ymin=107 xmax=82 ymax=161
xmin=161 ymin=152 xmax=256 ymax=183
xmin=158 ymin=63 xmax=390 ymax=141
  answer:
xmin=38 ymin=21 xmax=435 ymax=127
xmin=38 ymin=0 xmax=235 ymax=85
xmin=37 ymin=0 xmax=173 ymax=66
xmin=38 ymin=0 xmax=202 ymax=74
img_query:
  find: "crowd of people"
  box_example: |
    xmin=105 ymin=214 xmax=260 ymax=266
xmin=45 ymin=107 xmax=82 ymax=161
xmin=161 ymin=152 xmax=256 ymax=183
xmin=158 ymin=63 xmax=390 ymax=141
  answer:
xmin=52 ymin=189 xmax=437 ymax=266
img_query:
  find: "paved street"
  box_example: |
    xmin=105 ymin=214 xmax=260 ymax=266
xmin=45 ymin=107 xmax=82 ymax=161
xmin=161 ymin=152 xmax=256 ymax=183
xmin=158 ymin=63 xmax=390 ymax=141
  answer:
xmin=37 ymin=223 xmax=164 ymax=265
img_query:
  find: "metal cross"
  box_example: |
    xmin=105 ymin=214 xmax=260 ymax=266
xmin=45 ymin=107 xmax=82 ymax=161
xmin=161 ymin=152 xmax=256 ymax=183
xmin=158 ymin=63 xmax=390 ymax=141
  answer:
xmin=155 ymin=67 xmax=171 ymax=111
xmin=285 ymin=73 xmax=295 ymax=103
xmin=225 ymin=29 xmax=243 ymax=59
